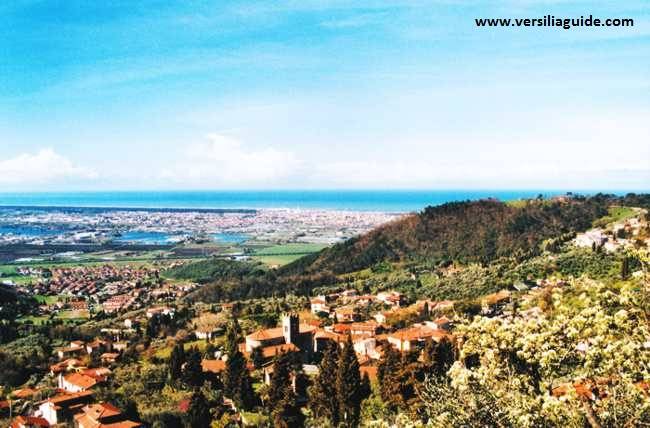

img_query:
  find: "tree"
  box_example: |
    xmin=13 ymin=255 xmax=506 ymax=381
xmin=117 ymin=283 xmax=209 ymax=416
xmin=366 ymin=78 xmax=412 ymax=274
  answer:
xmin=360 ymin=372 xmax=372 ymax=402
xmin=182 ymin=346 xmax=204 ymax=388
xmin=223 ymin=318 xmax=256 ymax=410
xmin=169 ymin=343 xmax=185 ymax=384
xmin=151 ymin=412 xmax=184 ymax=428
xmin=422 ymin=277 xmax=650 ymax=427
xmin=309 ymin=342 xmax=340 ymax=425
xmin=250 ymin=346 xmax=264 ymax=370
xmin=185 ymin=390 xmax=211 ymax=428
xmin=377 ymin=345 xmax=401 ymax=411
xmin=621 ymin=255 xmax=631 ymax=280
xmin=423 ymin=338 xmax=455 ymax=377
xmin=336 ymin=336 xmax=363 ymax=427
xmin=267 ymin=352 xmax=292 ymax=407
xmin=273 ymin=388 xmax=305 ymax=428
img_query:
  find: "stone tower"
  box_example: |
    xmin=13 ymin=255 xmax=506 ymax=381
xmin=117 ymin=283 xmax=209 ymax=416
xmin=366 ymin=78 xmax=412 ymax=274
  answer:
xmin=282 ymin=313 xmax=299 ymax=344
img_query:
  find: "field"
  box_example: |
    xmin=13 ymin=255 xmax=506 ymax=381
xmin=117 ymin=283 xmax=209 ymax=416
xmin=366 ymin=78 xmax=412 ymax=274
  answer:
xmin=34 ymin=295 xmax=63 ymax=305
xmin=593 ymin=206 xmax=638 ymax=227
xmin=252 ymin=243 xmax=327 ymax=266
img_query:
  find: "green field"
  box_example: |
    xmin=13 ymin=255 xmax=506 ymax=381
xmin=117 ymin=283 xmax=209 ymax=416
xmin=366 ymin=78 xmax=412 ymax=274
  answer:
xmin=17 ymin=315 xmax=51 ymax=325
xmin=593 ymin=206 xmax=637 ymax=228
xmin=252 ymin=243 xmax=327 ymax=266
xmin=0 ymin=266 xmax=35 ymax=285
xmin=56 ymin=310 xmax=91 ymax=320
xmin=34 ymin=295 xmax=62 ymax=305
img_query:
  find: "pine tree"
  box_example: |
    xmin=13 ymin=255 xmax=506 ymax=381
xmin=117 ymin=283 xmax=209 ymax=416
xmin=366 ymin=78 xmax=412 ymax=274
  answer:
xmin=308 ymin=342 xmax=340 ymax=425
xmin=621 ymin=256 xmax=629 ymax=279
xmin=360 ymin=371 xmax=372 ymax=401
xmin=377 ymin=345 xmax=402 ymax=411
xmin=336 ymin=336 xmax=363 ymax=428
xmin=250 ymin=345 xmax=264 ymax=369
xmin=223 ymin=317 xmax=257 ymax=410
xmin=423 ymin=338 xmax=455 ymax=378
xmin=422 ymin=301 xmax=430 ymax=320
xmin=183 ymin=346 xmax=204 ymax=388
xmin=186 ymin=390 xmax=211 ymax=428
xmin=268 ymin=352 xmax=292 ymax=406
xmin=272 ymin=388 xmax=305 ymax=428
xmin=169 ymin=343 xmax=185 ymax=384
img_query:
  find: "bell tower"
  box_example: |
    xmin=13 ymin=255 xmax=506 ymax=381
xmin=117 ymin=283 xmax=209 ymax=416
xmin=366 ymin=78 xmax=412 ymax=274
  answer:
xmin=282 ymin=313 xmax=299 ymax=344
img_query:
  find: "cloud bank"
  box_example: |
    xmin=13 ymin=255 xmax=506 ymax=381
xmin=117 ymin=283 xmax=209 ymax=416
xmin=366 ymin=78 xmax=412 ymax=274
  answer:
xmin=0 ymin=149 xmax=98 ymax=187
xmin=159 ymin=134 xmax=301 ymax=187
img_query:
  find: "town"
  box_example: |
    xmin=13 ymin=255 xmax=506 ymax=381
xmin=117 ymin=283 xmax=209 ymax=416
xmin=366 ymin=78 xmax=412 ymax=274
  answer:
xmin=1 ymin=195 xmax=649 ymax=427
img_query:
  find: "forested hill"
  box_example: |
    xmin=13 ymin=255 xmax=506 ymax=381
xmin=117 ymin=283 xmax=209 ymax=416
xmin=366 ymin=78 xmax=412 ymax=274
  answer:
xmin=280 ymin=195 xmax=613 ymax=276
xmin=180 ymin=193 xmax=649 ymax=301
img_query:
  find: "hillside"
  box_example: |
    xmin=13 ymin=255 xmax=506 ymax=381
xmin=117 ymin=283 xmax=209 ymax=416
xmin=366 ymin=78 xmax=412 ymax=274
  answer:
xmin=169 ymin=194 xmax=650 ymax=303
xmin=281 ymin=195 xmax=612 ymax=276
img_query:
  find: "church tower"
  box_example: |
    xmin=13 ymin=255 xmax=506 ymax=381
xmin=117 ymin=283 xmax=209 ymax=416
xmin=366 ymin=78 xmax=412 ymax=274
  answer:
xmin=282 ymin=313 xmax=299 ymax=344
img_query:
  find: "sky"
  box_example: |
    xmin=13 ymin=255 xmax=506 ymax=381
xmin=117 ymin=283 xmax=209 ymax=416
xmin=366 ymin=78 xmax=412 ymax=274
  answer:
xmin=1 ymin=0 xmax=649 ymax=191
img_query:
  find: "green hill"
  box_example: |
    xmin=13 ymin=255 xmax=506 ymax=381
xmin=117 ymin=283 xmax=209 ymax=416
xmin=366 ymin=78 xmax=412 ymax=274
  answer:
xmin=280 ymin=195 xmax=612 ymax=276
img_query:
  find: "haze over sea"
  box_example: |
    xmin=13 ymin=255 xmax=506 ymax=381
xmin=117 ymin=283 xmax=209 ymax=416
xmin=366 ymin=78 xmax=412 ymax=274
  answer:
xmin=0 ymin=190 xmax=633 ymax=213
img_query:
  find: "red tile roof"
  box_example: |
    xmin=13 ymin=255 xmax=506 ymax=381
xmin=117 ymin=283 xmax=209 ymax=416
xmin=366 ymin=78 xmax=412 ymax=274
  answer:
xmin=63 ymin=373 xmax=102 ymax=390
xmin=201 ymin=359 xmax=226 ymax=374
xmin=10 ymin=415 xmax=50 ymax=428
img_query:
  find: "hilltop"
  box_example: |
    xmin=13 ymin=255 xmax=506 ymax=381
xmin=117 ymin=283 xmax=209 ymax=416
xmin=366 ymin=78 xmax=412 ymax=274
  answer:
xmin=280 ymin=195 xmax=614 ymax=276
xmin=172 ymin=194 xmax=650 ymax=303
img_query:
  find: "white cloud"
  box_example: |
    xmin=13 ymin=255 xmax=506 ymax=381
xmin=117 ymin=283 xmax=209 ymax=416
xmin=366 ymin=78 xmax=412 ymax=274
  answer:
xmin=161 ymin=134 xmax=301 ymax=187
xmin=0 ymin=148 xmax=98 ymax=187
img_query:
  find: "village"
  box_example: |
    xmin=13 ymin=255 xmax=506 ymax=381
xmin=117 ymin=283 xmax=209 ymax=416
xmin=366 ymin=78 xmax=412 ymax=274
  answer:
xmin=0 ymin=274 xmax=525 ymax=428
xmin=9 ymin=264 xmax=198 ymax=321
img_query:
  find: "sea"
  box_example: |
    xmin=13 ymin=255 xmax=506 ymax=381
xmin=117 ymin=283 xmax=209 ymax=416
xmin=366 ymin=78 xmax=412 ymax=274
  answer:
xmin=0 ymin=190 xmax=631 ymax=213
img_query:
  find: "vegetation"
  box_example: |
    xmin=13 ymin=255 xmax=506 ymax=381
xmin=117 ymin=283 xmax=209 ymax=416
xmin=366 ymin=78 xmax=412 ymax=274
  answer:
xmin=285 ymin=196 xmax=611 ymax=275
xmin=2 ymin=194 xmax=649 ymax=427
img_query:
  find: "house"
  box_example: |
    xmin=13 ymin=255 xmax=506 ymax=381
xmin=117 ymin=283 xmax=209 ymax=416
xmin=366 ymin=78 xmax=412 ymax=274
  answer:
xmin=201 ymin=359 xmax=226 ymax=375
xmin=245 ymin=313 xmax=316 ymax=353
xmin=424 ymin=316 xmax=452 ymax=331
xmin=146 ymin=306 xmax=175 ymax=318
xmin=333 ymin=306 xmax=359 ymax=323
xmin=50 ymin=358 xmax=82 ymax=375
xmin=387 ymin=325 xmax=450 ymax=352
xmin=100 ymin=353 xmax=120 ymax=364
xmin=39 ymin=390 xmax=94 ymax=426
xmin=112 ymin=341 xmax=130 ymax=352
xmin=195 ymin=327 xmax=220 ymax=340
xmin=86 ymin=339 xmax=110 ymax=355
xmin=74 ymin=402 xmax=142 ymax=428
xmin=314 ymin=330 xmax=344 ymax=353
xmin=373 ymin=311 xmax=392 ymax=324
xmin=58 ymin=369 xmax=107 ymax=392
xmin=68 ymin=300 xmax=88 ymax=311
xmin=481 ymin=290 xmax=511 ymax=313
xmin=10 ymin=416 xmax=50 ymax=428
xmin=56 ymin=341 xmax=85 ymax=360
xmin=376 ymin=291 xmax=404 ymax=307
xmin=310 ymin=297 xmax=330 ymax=314
xmin=102 ymin=295 xmax=135 ymax=313
xmin=248 ymin=343 xmax=300 ymax=365
xmin=328 ymin=322 xmax=382 ymax=338
xmin=353 ymin=337 xmax=380 ymax=359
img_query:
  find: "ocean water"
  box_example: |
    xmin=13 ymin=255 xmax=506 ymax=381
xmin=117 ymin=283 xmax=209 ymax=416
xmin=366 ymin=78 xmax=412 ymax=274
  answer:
xmin=0 ymin=190 xmax=626 ymax=213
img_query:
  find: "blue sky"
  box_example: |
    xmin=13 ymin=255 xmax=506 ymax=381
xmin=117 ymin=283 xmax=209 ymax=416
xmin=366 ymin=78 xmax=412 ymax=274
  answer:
xmin=1 ymin=0 xmax=648 ymax=191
